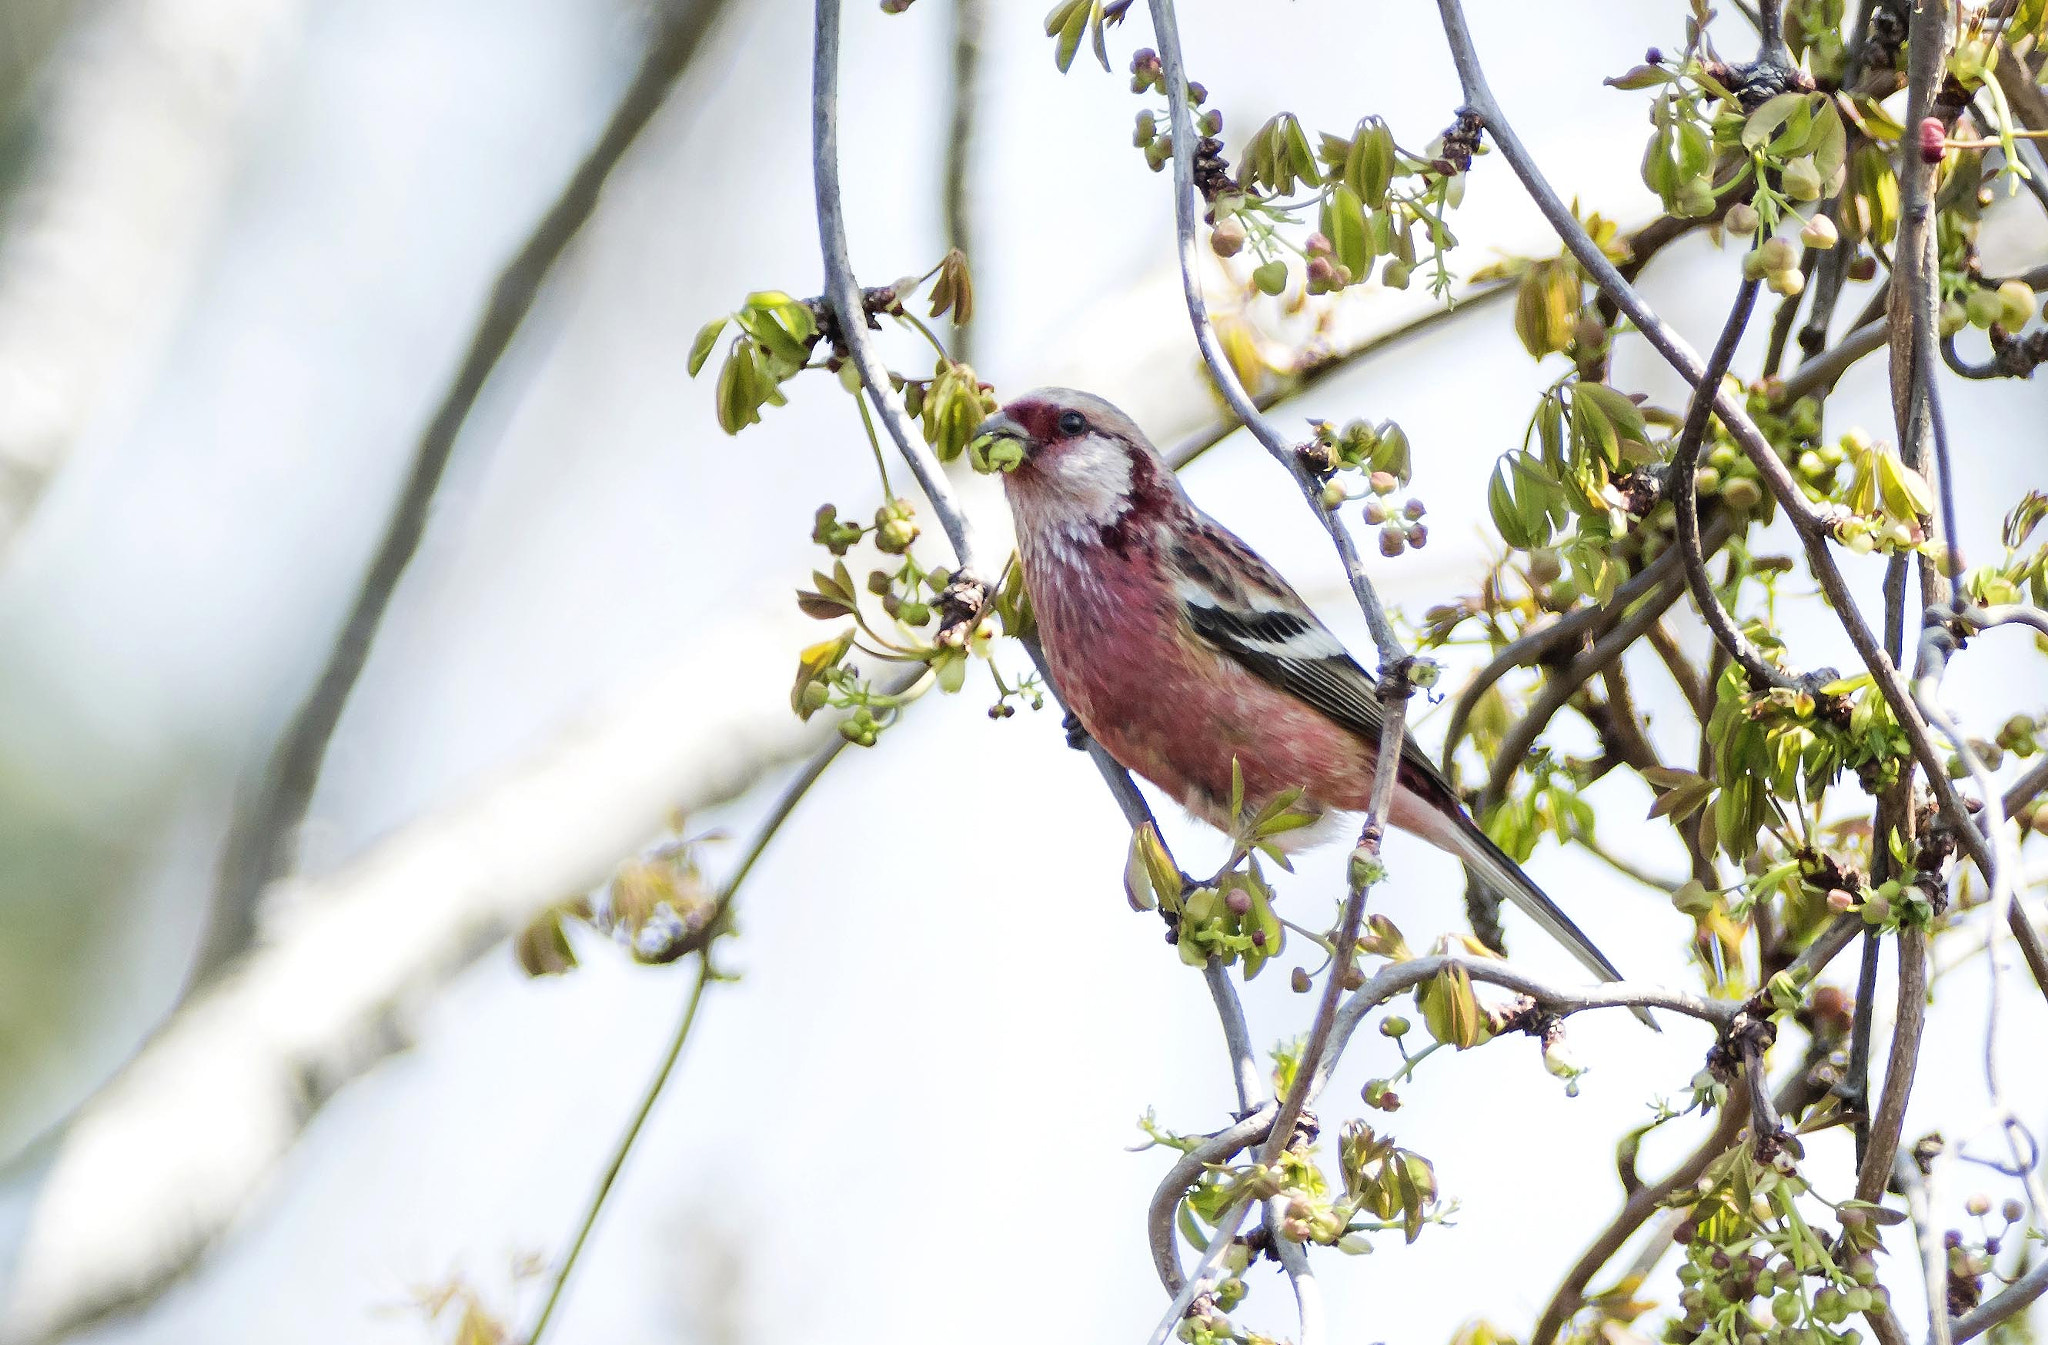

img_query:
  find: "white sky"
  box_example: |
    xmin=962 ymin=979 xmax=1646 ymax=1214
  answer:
xmin=3 ymin=0 xmax=2047 ymax=1340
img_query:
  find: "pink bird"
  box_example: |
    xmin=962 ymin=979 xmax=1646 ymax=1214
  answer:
xmin=974 ymin=387 xmax=1643 ymax=1008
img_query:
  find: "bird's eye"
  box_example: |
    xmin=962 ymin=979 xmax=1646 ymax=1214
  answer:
xmin=1057 ymin=409 xmax=1088 ymax=436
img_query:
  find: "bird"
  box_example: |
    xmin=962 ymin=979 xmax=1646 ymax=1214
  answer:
xmin=971 ymin=386 xmax=1647 ymax=1015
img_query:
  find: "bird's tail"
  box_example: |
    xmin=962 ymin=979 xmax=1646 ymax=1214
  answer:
xmin=1442 ymin=810 xmax=1659 ymax=1030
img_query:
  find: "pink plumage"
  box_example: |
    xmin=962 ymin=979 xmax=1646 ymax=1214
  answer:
xmin=978 ymin=388 xmax=1645 ymax=1013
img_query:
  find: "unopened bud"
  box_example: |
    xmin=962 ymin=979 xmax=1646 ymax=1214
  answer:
xmin=1919 ymin=116 xmax=1946 ymax=165
xmin=1380 ymin=527 xmax=1406 ymax=557
xmin=1304 ymin=232 xmax=1333 ymax=258
xmin=1368 ymin=471 xmax=1397 ymax=495
xmin=1209 ymin=216 xmax=1246 ymax=258
xmin=1291 ymin=967 xmax=1313 ymax=993
xmin=1725 ymin=201 xmax=1761 ymax=236
xmin=1800 ymin=214 xmax=1839 ymax=250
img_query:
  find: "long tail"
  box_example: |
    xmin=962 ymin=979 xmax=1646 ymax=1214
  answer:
xmin=1441 ymin=810 xmax=1659 ymax=1030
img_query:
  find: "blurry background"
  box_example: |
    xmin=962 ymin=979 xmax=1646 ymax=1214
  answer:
xmin=0 ymin=0 xmax=2042 ymax=1341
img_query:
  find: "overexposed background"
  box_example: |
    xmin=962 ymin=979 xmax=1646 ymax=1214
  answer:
xmin=0 ymin=0 xmax=2044 ymax=1340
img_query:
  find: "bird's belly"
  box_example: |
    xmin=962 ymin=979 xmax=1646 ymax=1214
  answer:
xmin=1032 ymin=570 xmax=1377 ymax=832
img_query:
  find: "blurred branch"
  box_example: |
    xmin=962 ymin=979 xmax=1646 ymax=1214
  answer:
xmin=5 ymin=606 xmax=830 ymax=1341
xmin=941 ymin=0 xmax=985 ymax=364
xmin=0 ymin=0 xmax=315 ymax=555
xmin=194 ymin=0 xmax=730 ymax=985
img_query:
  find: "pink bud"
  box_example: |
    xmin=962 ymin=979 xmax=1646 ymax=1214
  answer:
xmin=1918 ymin=117 xmax=1945 ymax=165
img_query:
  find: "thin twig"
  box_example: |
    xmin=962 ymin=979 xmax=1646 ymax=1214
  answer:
xmin=1440 ymin=520 xmax=1729 ymax=777
xmin=815 ymin=0 xmax=980 ymax=576
xmin=1895 ymin=1150 xmax=1955 ymax=1345
xmin=941 ymin=0 xmax=984 ymax=364
xmin=1143 ymin=684 xmax=1413 ymax=1345
xmin=524 ymin=735 xmax=849 ymax=1344
xmin=194 ymin=0 xmax=724 ymax=986
xmin=1670 ymin=274 xmax=1799 ymax=691
xmin=1146 ymin=0 xmax=1402 ymax=665
xmin=1147 ymin=1108 xmax=1279 ymax=1295
xmin=1430 ymin=0 xmax=2029 ymax=939
xmin=1481 ymin=574 xmax=1689 ymax=809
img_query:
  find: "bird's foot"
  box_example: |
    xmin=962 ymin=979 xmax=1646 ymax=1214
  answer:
xmin=1062 ymin=711 xmax=1091 ymax=751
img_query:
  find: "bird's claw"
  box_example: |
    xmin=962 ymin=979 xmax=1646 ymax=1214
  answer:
xmin=1062 ymin=711 xmax=1091 ymax=751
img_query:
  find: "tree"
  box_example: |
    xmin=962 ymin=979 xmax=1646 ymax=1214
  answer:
xmin=444 ymin=0 xmax=2048 ymax=1342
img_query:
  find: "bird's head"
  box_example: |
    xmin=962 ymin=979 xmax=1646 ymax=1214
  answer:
xmin=970 ymin=388 xmax=1174 ymax=539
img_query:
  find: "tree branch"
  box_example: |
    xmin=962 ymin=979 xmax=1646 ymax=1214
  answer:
xmin=1146 ymin=0 xmax=1403 ymax=666
xmin=1854 ymin=925 xmax=1926 ymax=1205
xmin=1670 ymin=275 xmax=1802 ymax=692
xmin=195 ymin=0 xmax=726 ymax=985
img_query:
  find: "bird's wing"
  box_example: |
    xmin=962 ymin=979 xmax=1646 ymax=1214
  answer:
xmin=1166 ymin=522 xmax=1456 ymax=799
xmin=1169 ymin=520 xmax=1655 ymax=1025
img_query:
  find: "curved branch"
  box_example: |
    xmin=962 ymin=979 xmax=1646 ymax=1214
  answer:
xmin=1144 ymin=680 xmax=1413 ymax=1345
xmin=196 ymin=0 xmax=725 ymax=984
xmin=1481 ymin=573 xmax=1688 ymax=810
xmin=1440 ymin=522 xmax=1726 ymax=777
xmin=1430 ymin=0 xmax=2022 ymax=950
xmin=1147 ymin=1108 xmax=1278 ymax=1295
xmin=1670 ymin=275 xmax=1799 ymax=692
xmin=1145 ymin=0 xmax=1404 ymax=667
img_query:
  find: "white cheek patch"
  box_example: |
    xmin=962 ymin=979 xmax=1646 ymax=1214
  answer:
xmin=1043 ymin=433 xmax=1135 ymax=528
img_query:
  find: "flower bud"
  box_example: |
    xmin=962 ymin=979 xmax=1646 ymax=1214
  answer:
xmin=1781 ymin=156 xmax=1822 ymax=201
xmin=1291 ymin=967 xmax=1313 ymax=993
xmin=1768 ymin=267 xmax=1806 ymax=297
xmin=1380 ymin=528 xmax=1406 ymax=557
xmin=1997 ymin=280 xmax=2036 ymax=330
xmin=1726 ymin=201 xmax=1761 ymax=236
xmin=1968 ymin=287 xmax=2005 ymax=329
xmin=1380 ymin=1015 xmax=1410 ymax=1037
xmin=1849 ymin=253 xmax=1877 ymax=281
xmin=1800 ymin=213 xmax=1839 ymax=250
xmin=1380 ymin=259 xmax=1412 ymax=290
xmin=1209 ymin=216 xmax=1246 ymax=258
xmin=1759 ymin=236 xmax=1797 ymax=272
xmin=1252 ymin=259 xmax=1289 ymax=296
xmin=1723 ymin=478 xmax=1763 ymax=511
xmin=1305 ymin=232 xmax=1333 ymax=258
xmin=1919 ymin=116 xmax=1946 ymax=165
xmin=1133 ymin=110 xmax=1156 ymax=148
xmin=1939 ymin=299 xmax=1968 ymax=336
xmin=1368 ymin=470 xmax=1397 ymax=495
xmin=1362 ymin=498 xmax=1389 ymax=525
xmin=1320 ymin=482 xmax=1347 ymax=509
xmin=1407 ymin=522 xmax=1428 ymax=549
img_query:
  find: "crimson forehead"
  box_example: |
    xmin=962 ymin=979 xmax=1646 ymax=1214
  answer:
xmin=1009 ymin=397 xmax=1110 ymax=442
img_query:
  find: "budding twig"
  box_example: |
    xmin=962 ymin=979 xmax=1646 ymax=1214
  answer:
xmin=1145 ymin=0 xmax=1405 ymax=668
xmin=1432 ymin=0 xmax=2043 ymax=993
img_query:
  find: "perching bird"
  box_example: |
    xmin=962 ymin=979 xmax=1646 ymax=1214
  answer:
xmin=973 ymin=387 xmax=1643 ymax=1008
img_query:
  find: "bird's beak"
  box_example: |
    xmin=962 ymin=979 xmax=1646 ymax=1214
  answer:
xmin=967 ymin=411 xmax=1030 ymax=474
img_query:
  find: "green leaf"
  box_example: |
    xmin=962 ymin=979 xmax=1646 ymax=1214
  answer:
xmin=1743 ymin=92 xmax=1809 ymax=150
xmin=687 ymin=316 xmax=728 ymax=377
